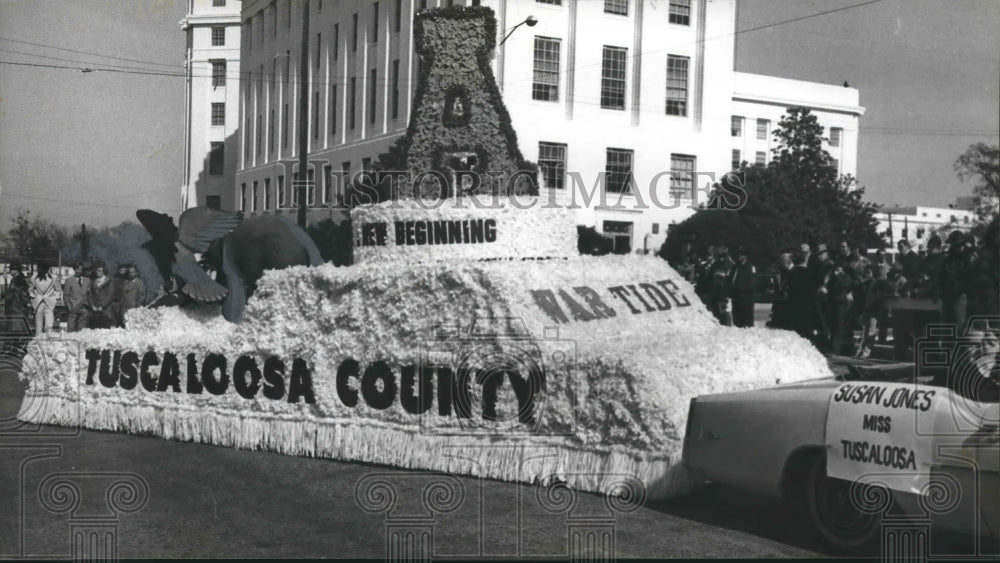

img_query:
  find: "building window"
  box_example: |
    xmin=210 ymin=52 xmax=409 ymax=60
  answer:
xmin=330 ymin=84 xmax=338 ymax=134
xmin=282 ymin=104 xmax=289 ymax=148
xmin=244 ymin=117 xmax=250 ymax=160
xmin=665 ymin=55 xmax=689 ymax=116
xmin=830 ymin=127 xmax=842 ymax=147
xmin=213 ymin=0 xmax=226 ymax=6
xmin=256 ymin=114 xmax=262 ymax=156
xmin=211 ymin=27 xmax=225 ymax=46
xmin=323 ymin=164 xmax=333 ymax=204
xmin=532 ymin=37 xmax=560 ymax=102
xmin=756 ymin=118 xmax=769 ymax=140
xmin=277 ymin=175 xmax=285 ymax=207
xmin=394 ymin=0 xmax=402 ymax=33
xmin=211 ymin=60 xmax=226 ymax=88
xmin=333 ymin=24 xmax=339 ymax=61
xmin=731 ymin=116 xmax=743 ymax=137
xmin=391 ymin=59 xmax=400 ymax=119
xmin=264 ymin=179 xmax=271 ymax=211
xmin=341 ymin=161 xmax=352 ymax=196
xmin=670 ymin=154 xmax=695 ymax=198
xmin=372 ymin=2 xmax=379 ymax=43
xmin=419 ymin=0 xmax=427 ymax=8
xmin=350 ymin=77 xmax=357 ymax=130
xmin=831 ymin=158 xmax=839 ymax=172
xmin=600 ymin=46 xmax=627 ymax=110
xmin=206 ymin=195 xmax=221 ymax=210
xmin=669 ymin=0 xmax=690 ymax=25
xmin=313 ymin=91 xmax=320 ymax=140
xmin=258 ymin=64 xmax=263 ymax=95
xmin=537 ymin=0 xmax=562 ymax=4
xmin=252 ymin=181 xmax=259 ymax=212
xmin=731 ymin=149 xmax=741 ymax=170
xmin=287 ymin=0 xmax=292 ymax=29
xmin=292 ymin=173 xmax=299 ymax=205
xmin=352 ymin=13 xmax=358 ymax=52
xmin=538 ymin=142 xmax=567 ymax=190
xmin=271 ymin=59 xmax=276 ymax=90
xmin=210 ymin=142 xmax=225 ymax=175
xmin=755 ymin=151 xmax=765 ymax=165
xmin=604 ymin=0 xmax=628 ymax=16
xmin=603 ymin=221 xmax=632 ymax=255
xmin=268 ymin=109 xmax=275 ymax=153
xmin=273 ymin=4 xmax=278 ymax=38
xmin=362 ymin=157 xmax=372 ymax=171
xmin=284 ymin=50 xmax=290 ymax=85
xmin=605 ymin=148 xmax=633 ymax=194
xmin=369 ymin=69 xmax=377 ymax=125
xmin=307 ymin=169 xmax=316 ymax=206
xmin=240 ymin=184 xmax=247 ymax=211
xmin=211 ymin=103 xmax=225 ymax=126
xmin=315 ymin=33 xmax=321 ymax=69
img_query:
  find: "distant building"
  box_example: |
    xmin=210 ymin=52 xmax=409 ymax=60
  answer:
xmin=232 ymin=0 xmax=863 ymax=254
xmin=874 ymin=203 xmax=976 ymax=251
xmin=180 ymin=0 xmax=243 ymax=211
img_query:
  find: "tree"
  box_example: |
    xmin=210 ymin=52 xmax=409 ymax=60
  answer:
xmin=5 ymin=209 xmax=71 ymax=263
xmin=954 ymin=143 xmax=1000 ymax=226
xmin=661 ymin=107 xmax=881 ymax=268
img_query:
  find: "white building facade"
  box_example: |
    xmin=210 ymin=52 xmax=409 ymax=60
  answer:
xmin=874 ymin=204 xmax=977 ymax=253
xmin=180 ymin=0 xmax=243 ymax=211
xmin=232 ymin=0 xmax=863 ymax=254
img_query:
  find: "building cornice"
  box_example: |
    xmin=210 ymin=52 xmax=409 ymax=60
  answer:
xmin=733 ymin=92 xmax=866 ymax=117
xmin=180 ymin=14 xmax=242 ymax=30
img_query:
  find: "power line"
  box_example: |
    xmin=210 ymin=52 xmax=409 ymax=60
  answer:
xmin=0 ymin=35 xmax=183 ymax=69
xmin=0 ymin=47 xmax=183 ymax=74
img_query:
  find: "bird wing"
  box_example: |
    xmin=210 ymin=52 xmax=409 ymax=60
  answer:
xmin=172 ymin=259 xmax=229 ymax=303
xmin=177 ymin=207 xmax=244 ymax=253
xmin=137 ymin=210 xmax=180 ymax=245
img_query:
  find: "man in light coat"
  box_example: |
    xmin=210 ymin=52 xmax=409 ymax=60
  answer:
xmin=118 ymin=265 xmax=146 ymax=327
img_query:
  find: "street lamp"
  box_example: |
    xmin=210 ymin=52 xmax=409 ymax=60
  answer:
xmin=499 ymin=15 xmax=537 ymax=45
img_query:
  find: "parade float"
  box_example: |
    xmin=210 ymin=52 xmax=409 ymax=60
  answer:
xmin=17 ymin=6 xmax=831 ymax=501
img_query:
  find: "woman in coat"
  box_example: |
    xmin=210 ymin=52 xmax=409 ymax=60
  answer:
xmin=29 ymin=263 xmax=60 ymax=335
xmin=86 ymin=265 xmax=116 ymax=329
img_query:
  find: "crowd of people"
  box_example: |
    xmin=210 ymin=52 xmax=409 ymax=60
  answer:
xmin=678 ymin=220 xmax=1000 ymax=359
xmin=2 ymin=260 xmax=147 ymax=335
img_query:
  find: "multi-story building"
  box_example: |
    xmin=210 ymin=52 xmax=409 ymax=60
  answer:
xmin=231 ymin=0 xmax=864 ymax=253
xmin=874 ymin=203 xmax=977 ymax=253
xmin=180 ymin=0 xmax=243 ymax=211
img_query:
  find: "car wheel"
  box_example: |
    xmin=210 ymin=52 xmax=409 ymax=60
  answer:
xmin=806 ymin=452 xmax=884 ymax=553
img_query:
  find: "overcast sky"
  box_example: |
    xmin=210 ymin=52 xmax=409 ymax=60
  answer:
xmin=1 ymin=0 xmax=998 ymax=232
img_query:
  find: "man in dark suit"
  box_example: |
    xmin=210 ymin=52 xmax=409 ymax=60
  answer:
xmin=896 ymin=239 xmax=920 ymax=283
xmin=729 ymin=248 xmax=756 ymax=328
xmin=62 ymin=261 xmax=91 ymax=332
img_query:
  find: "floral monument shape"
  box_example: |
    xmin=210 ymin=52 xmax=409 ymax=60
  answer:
xmin=16 ymin=6 xmax=832 ymax=502
xmin=386 ymin=6 xmax=536 ymax=199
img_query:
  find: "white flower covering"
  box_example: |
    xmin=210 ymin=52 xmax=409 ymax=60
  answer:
xmin=351 ymin=196 xmax=578 ymax=264
xmin=18 ymin=251 xmax=831 ymax=500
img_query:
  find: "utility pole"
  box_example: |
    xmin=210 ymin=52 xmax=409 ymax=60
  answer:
xmin=297 ymin=0 xmax=311 ymax=228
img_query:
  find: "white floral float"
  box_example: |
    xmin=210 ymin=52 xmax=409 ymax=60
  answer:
xmin=18 ymin=197 xmax=831 ymax=500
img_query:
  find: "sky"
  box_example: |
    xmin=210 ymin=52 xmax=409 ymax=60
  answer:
xmin=0 ymin=0 xmax=998 ymax=233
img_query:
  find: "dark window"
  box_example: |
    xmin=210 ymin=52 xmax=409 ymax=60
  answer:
xmin=333 ymin=24 xmax=339 ymax=61
xmin=419 ymin=0 xmax=427 ymax=8
xmin=252 ymin=181 xmax=258 ymax=212
xmin=372 ymin=2 xmax=379 ymax=43
xmin=282 ymin=104 xmax=289 ymax=148
xmin=604 ymin=0 xmax=628 ymax=16
xmin=350 ymin=76 xmax=357 ymax=130
xmin=670 ymin=154 xmax=695 ymax=198
xmin=287 ymin=0 xmax=292 ymax=29
xmin=538 ymin=142 xmax=567 ymax=190
xmin=315 ymin=33 xmax=321 ymax=69
xmin=669 ymin=0 xmax=690 ymax=25
xmin=210 ymin=142 xmax=225 ymax=175
xmin=369 ymin=68 xmax=377 ymax=125
xmin=605 ymin=148 xmax=633 ymax=194
xmin=362 ymin=157 xmax=372 ymax=171
xmin=603 ymin=221 xmax=632 ymax=255
xmin=756 ymin=118 xmax=769 ymax=140
xmin=832 ymin=158 xmax=839 ymax=171
xmin=394 ymin=0 xmax=402 ymax=33
xmin=313 ymin=91 xmax=320 ymax=140
xmin=665 ymin=55 xmax=689 ymax=116
xmin=731 ymin=149 xmax=741 ymax=170
xmin=240 ymin=184 xmax=247 ymax=211
xmin=600 ymin=46 xmax=627 ymax=110
xmin=211 ymin=60 xmax=226 ymax=87
xmin=391 ymin=59 xmax=400 ymax=119
xmin=277 ymin=175 xmax=285 ymax=207
xmin=330 ymin=84 xmax=338 ymax=134
xmin=323 ymin=164 xmax=333 ymax=204
xmin=352 ymin=13 xmax=358 ymax=52
xmin=537 ymin=0 xmax=562 ymax=4
xmin=532 ymin=37 xmax=560 ymax=101
xmin=211 ymin=103 xmax=225 ymax=126
xmin=307 ymin=169 xmax=316 ymax=206
xmin=731 ymin=116 xmax=743 ymax=137
xmin=284 ymin=50 xmax=290 ymax=84
xmin=268 ymin=109 xmax=275 ymax=153
xmin=264 ymin=179 xmax=271 ymax=211
xmin=271 ymin=59 xmax=276 ymax=90
xmin=211 ymin=27 xmax=225 ymax=46
xmin=256 ymin=114 xmax=262 ymax=156
xmin=830 ymin=127 xmax=842 ymax=147
xmin=206 ymin=195 xmax=221 ymax=210
xmin=244 ymin=118 xmax=250 ymax=159
xmin=755 ymin=151 xmax=766 ymax=165
xmin=213 ymin=0 xmax=226 ymax=7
